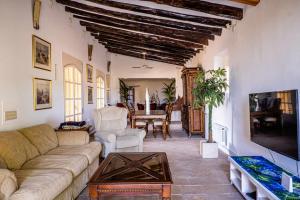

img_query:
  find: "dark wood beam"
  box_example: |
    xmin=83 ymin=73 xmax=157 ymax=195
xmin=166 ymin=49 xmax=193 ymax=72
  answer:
xmin=104 ymin=43 xmax=192 ymax=60
xmin=78 ymin=0 xmax=231 ymax=27
xmin=77 ymin=15 xmax=213 ymax=43
xmin=64 ymin=6 xmax=222 ymax=35
xmin=108 ymin=48 xmax=185 ymax=66
xmin=230 ymin=0 xmax=260 ymax=6
xmin=95 ymin=35 xmax=196 ymax=58
xmin=142 ymin=0 xmax=243 ymax=20
xmin=82 ymin=22 xmax=206 ymax=48
xmin=90 ymin=31 xmax=201 ymax=55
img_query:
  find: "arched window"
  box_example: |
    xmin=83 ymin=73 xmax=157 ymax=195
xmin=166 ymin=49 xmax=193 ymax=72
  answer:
xmin=96 ymin=76 xmax=105 ymax=109
xmin=64 ymin=65 xmax=82 ymax=121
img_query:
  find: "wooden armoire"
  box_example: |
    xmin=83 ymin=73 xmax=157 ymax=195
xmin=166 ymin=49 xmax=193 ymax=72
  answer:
xmin=181 ymin=67 xmax=205 ymax=137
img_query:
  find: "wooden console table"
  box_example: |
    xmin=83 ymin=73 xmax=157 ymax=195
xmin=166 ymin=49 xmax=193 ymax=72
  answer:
xmin=89 ymin=152 xmax=173 ymax=200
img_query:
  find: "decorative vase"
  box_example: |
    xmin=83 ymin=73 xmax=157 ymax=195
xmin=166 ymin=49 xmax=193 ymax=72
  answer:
xmin=145 ymin=88 xmax=150 ymax=115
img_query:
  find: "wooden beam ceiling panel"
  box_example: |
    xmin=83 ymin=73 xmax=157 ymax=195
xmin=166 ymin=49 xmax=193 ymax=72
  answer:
xmin=90 ymin=31 xmax=201 ymax=55
xmin=108 ymin=48 xmax=185 ymax=66
xmin=81 ymin=0 xmax=231 ymax=27
xmin=76 ymin=15 xmax=214 ymax=43
xmin=93 ymin=34 xmax=197 ymax=58
xmin=230 ymin=0 xmax=260 ymax=6
xmin=62 ymin=4 xmax=222 ymax=35
xmin=104 ymin=43 xmax=192 ymax=60
xmin=142 ymin=0 xmax=243 ymax=20
xmin=65 ymin=6 xmax=222 ymax=35
xmin=83 ymin=22 xmax=206 ymax=48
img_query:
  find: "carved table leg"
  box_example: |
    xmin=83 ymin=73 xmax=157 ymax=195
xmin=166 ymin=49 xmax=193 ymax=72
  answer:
xmin=89 ymin=185 xmax=99 ymax=200
xmin=162 ymin=185 xmax=171 ymax=200
xmin=132 ymin=118 xmax=136 ymax=128
xmin=162 ymin=119 xmax=167 ymax=140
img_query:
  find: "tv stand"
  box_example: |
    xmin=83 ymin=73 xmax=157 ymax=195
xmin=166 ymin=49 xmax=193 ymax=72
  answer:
xmin=229 ymin=156 xmax=300 ymax=200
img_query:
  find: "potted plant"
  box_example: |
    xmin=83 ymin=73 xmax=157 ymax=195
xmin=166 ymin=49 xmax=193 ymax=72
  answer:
xmin=193 ymin=68 xmax=228 ymax=158
xmin=162 ymin=79 xmax=176 ymax=104
xmin=119 ymin=79 xmax=133 ymax=105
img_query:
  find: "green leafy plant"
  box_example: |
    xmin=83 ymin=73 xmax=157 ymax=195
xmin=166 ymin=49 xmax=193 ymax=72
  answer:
xmin=119 ymin=79 xmax=133 ymax=104
xmin=162 ymin=79 xmax=176 ymax=104
xmin=193 ymin=68 xmax=228 ymax=143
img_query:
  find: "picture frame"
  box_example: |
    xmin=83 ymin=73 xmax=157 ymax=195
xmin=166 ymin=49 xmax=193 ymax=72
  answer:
xmin=88 ymin=86 xmax=93 ymax=104
xmin=86 ymin=64 xmax=93 ymax=83
xmin=33 ymin=78 xmax=52 ymax=110
xmin=32 ymin=35 xmax=51 ymax=71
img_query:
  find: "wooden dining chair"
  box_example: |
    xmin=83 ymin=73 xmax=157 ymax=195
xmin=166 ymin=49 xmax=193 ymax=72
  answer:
xmin=152 ymin=103 xmax=173 ymax=138
xmin=125 ymin=103 xmax=149 ymax=134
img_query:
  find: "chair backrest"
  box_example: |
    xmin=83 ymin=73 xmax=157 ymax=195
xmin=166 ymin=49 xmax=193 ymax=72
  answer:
xmin=137 ymin=103 xmax=144 ymax=110
xmin=93 ymin=106 xmax=128 ymax=131
xmin=150 ymin=103 xmax=157 ymax=110
xmin=166 ymin=103 xmax=173 ymax=122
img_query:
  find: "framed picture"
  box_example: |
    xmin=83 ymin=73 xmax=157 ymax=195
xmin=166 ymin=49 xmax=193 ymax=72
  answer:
xmin=32 ymin=35 xmax=51 ymax=71
xmin=33 ymin=78 xmax=52 ymax=110
xmin=87 ymin=64 xmax=93 ymax=83
xmin=88 ymin=86 xmax=93 ymax=104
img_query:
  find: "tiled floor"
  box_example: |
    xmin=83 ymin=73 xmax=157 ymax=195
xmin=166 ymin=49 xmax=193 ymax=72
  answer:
xmin=77 ymin=125 xmax=243 ymax=200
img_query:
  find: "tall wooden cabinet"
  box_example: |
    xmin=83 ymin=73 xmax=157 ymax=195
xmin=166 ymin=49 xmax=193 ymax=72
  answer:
xmin=181 ymin=67 xmax=205 ymax=137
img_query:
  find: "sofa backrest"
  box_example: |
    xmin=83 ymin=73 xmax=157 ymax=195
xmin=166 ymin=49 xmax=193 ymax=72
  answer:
xmin=0 ymin=131 xmax=40 ymax=170
xmin=93 ymin=106 xmax=128 ymax=132
xmin=18 ymin=124 xmax=58 ymax=155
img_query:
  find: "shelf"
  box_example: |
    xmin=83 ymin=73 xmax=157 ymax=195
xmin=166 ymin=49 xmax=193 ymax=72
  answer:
xmin=232 ymin=178 xmax=241 ymax=191
xmin=231 ymin=168 xmax=241 ymax=180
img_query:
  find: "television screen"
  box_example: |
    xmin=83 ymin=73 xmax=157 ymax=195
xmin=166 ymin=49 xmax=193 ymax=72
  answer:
xmin=249 ymin=90 xmax=299 ymax=160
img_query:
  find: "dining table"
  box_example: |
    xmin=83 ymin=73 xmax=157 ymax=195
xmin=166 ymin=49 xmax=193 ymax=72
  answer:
xmin=131 ymin=110 xmax=169 ymax=140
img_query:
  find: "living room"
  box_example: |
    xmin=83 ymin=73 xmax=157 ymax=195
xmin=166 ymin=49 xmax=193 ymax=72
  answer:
xmin=1 ymin=0 xmax=300 ymax=200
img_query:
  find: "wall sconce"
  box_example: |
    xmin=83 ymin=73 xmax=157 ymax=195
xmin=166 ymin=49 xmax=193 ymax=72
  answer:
xmin=33 ymin=0 xmax=41 ymax=30
xmin=88 ymin=44 xmax=93 ymax=61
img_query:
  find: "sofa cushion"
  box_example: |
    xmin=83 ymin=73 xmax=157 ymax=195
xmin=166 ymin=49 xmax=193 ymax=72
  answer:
xmin=21 ymin=155 xmax=88 ymax=177
xmin=116 ymin=135 xmax=140 ymax=149
xmin=18 ymin=124 xmax=58 ymax=154
xmin=0 ymin=169 xmax=17 ymax=200
xmin=47 ymin=142 xmax=102 ymax=164
xmin=10 ymin=169 xmax=72 ymax=200
xmin=0 ymin=131 xmax=39 ymax=170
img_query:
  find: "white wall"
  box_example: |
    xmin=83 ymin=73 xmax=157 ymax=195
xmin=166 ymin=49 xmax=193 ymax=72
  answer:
xmin=0 ymin=0 xmax=108 ymax=131
xmin=199 ymin=0 xmax=300 ymax=175
xmin=110 ymin=54 xmax=183 ymax=104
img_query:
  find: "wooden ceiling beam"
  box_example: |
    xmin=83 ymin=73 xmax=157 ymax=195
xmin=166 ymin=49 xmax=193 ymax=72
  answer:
xmin=82 ymin=22 xmax=206 ymax=48
xmin=230 ymin=0 xmax=260 ymax=6
xmin=77 ymin=16 xmax=213 ymax=43
xmin=62 ymin=5 xmax=222 ymax=35
xmin=104 ymin=43 xmax=192 ymax=60
xmin=108 ymin=48 xmax=185 ymax=66
xmin=94 ymin=35 xmax=196 ymax=58
xmin=142 ymin=0 xmax=243 ymax=20
xmin=90 ymin=31 xmax=201 ymax=55
xmin=80 ymin=0 xmax=231 ymax=27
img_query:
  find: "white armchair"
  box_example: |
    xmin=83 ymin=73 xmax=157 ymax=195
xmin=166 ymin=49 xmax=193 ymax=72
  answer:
xmin=93 ymin=106 xmax=146 ymax=157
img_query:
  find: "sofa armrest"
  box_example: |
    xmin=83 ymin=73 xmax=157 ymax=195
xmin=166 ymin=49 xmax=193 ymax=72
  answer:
xmin=0 ymin=169 xmax=18 ymax=199
xmin=123 ymin=128 xmax=146 ymax=140
xmin=56 ymin=131 xmax=89 ymax=146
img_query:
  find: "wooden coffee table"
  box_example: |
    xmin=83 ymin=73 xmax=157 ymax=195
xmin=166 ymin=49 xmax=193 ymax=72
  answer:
xmin=89 ymin=152 xmax=173 ymax=200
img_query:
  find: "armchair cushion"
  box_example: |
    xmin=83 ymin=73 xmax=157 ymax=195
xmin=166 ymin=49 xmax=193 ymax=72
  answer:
xmin=116 ymin=135 xmax=140 ymax=149
xmin=46 ymin=142 xmax=101 ymax=164
xmin=18 ymin=124 xmax=58 ymax=155
xmin=0 ymin=169 xmax=17 ymax=200
xmin=56 ymin=131 xmax=89 ymax=146
xmin=0 ymin=131 xmax=39 ymax=170
xmin=10 ymin=169 xmax=72 ymax=200
xmin=22 ymin=155 xmax=88 ymax=177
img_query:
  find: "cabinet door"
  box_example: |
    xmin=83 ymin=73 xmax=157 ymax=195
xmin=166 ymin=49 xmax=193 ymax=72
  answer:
xmin=187 ymin=74 xmax=197 ymax=106
xmin=189 ymin=107 xmax=205 ymax=133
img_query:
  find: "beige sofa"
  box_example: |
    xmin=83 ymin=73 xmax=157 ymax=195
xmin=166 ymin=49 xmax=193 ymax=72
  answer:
xmin=0 ymin=124 xmax=102 ymax=200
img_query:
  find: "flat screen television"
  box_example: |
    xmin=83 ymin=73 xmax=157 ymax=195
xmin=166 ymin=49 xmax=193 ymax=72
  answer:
xmin=249 ymin=90 xmax=299 ymax=160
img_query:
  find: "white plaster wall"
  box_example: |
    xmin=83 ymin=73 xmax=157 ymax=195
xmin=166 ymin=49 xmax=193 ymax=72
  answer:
xmin=109 ymin=54 xmax=183 ymax=104
xmin=199 ymin=0 xmax=300 ymax=174
xmin=0 ymin=0 xmax=107 ymax=131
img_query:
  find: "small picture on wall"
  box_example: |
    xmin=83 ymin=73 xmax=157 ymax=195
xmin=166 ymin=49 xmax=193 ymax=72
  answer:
xmin=33 ymin=78 xmax=52 ymax=110
xmin=88 ymin=86 xmax=93 ymax=104
xmin=32 ymin=35 xmax=51 ymax=71
xmin=87 ymin=64 xmax=93 ymax=83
